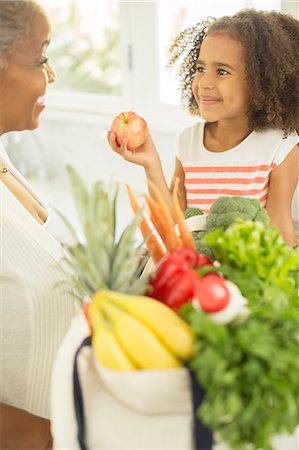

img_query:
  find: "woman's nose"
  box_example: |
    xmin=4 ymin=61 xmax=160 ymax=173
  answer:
xmin=46 ymin=62 xmax=56 ymax=83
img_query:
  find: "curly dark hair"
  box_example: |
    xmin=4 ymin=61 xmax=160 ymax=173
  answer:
xmin=167 ymin=9 xmax=299 ymax=135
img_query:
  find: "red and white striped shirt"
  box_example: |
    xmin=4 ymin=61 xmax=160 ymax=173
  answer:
xmin=175 ymin=122 xmax=298 ymax=213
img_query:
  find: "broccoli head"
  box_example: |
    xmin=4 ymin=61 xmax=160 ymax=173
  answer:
xmin=183 ymin=208 xmax=213 ymax=257
xmin=206 ymin=196 xmax=270 ymax=231
xmin=192 ymin=230 xmax=214 ymax=259
xmin=184 ymin=207 xmax=204 ymax=219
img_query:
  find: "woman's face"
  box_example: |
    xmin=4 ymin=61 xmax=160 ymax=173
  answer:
xmin=0 ymin=12 xmax=55 ymax=135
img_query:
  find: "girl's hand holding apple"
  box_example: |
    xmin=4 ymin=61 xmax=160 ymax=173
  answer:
xmin=107 ymin=111 xmax=161 ymax=170
xmin=110 ymin=111 xmax=148 ymax=151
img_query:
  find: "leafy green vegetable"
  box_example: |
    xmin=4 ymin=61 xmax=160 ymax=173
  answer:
xmin=181 ymin=218 xmax=299 ymax=449
xmin=206 ymin=196 xmax=270 ymax=232
xmin=183 ymin=303 xmax=299 ymax=450
xmin=202 ymin=220 xmax=298 ymax=296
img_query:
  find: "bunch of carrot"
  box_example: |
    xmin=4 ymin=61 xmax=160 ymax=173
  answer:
xmin=126 ymin=178 xmax=196 ymax=264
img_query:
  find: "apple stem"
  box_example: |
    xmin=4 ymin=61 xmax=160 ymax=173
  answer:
xmin=122 ymin=112 xmax=129 ymax=123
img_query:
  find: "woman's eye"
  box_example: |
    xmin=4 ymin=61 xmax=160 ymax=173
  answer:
xmin=218 ymin=68 xmax=229 ymax=76
xmin=39 ymin=56 xmax=49 ymax=66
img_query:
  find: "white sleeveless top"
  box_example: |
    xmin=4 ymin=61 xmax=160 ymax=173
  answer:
xmin=0 ymin=141 xmax=75 ymax=418
xmin=175 ymin=122 xmax=298 ymax=213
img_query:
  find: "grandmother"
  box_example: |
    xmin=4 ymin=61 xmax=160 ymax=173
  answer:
xmin=0 ymin=1 xmax=75 ymax=448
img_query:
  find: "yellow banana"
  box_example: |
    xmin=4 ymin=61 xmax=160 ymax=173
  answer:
xmin=90 ymin=302 xmax=136 ymax=371
xmin=100 ymin=299 xmax=182 ymax=370
xmin=93 ymin=290 xmax=195 ymax=361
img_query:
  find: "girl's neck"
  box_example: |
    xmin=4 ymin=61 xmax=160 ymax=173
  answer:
xmin=204 ymin=121 xmax=252 ymax=152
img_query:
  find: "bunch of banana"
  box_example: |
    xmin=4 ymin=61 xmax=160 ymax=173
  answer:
xmin=89 ymin=305 xmax=135 ymax=371
xmin=88 ymin=290 xmax=195 ymax=371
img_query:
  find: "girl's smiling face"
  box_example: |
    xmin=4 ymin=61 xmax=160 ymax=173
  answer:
xmin=0 ymin=12 xmax=56 ymax=135
xmin=192 ymin=33 xmax=249 ymax=126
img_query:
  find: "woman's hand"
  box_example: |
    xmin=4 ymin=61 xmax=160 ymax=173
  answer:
xmin=0 ymin=403 xmax=52 ymax=449
xmin=107 ymin=131 xmax=161 ymax=171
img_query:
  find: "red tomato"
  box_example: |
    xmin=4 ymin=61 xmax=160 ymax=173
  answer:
xmin=193 ymin=273 xmax=230 ymax=313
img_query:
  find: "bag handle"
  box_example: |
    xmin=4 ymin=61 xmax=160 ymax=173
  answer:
xmin=189 ymin=368 xmax=214 ymax=450
xmin=73 ymin=336 xmax=91 ymax=450
xmin=73 ymin=337 xmax=213 ymax=450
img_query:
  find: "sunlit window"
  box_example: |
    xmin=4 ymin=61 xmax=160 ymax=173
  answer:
xmin=39 ymin=0 xmax=292 ymax=123
xmin=42 ymin=1 xmax=122 ymax=96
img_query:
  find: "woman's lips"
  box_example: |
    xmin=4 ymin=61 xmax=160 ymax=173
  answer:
xmin=37 ymin=94 xmax=46 ymax=107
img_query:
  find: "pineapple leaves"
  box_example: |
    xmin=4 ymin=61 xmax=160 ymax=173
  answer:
xmin=60 ymin=166 xmax=150 ymax=304
xmin=109 ymin=208 xmax=144 ymax=284
xmin=66 ymin=165 xmax=90 ymax=233
xmin=53 ymin=208 xmax=79 ymax=243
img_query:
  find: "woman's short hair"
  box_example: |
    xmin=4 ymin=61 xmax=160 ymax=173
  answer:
xmin=0 ymin=0 xmax=46 ymax=70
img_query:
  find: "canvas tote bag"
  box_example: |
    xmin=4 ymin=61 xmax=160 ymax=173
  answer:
xmin=50 ymin=312 xmax=218 ymax=450
xmin=50 ymin=213 xmax=217 ymax=450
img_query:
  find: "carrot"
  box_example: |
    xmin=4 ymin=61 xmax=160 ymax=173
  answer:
xmin=145 ymin=195 xmax=167 ymax=238
xmin=146 ymin=195 xmax=181 ymax=252
xmin=125 ymin=185 xmax=165 ymax=263
xmin=147 ymin=180 xmax=181 ymax=251
xmin=172 ymin=177 xmax=196 ymax=250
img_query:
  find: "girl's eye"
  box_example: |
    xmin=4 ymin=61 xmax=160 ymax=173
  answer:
xmin=196 ymin=66 xmax=205 ymax=74
xmin=218 ymin=68 xmax=229 ymax=76
xmin=39 ymin=55 xmax=49 ymax=66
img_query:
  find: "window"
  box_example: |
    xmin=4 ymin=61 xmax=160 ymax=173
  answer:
xmin=44 ymin=2 xmax=122 ymax=95
xmin=42 ymin=0 xmax=295 ymax=130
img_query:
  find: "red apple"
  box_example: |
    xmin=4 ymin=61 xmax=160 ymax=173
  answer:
xmin=111 ymin=111 xmax=148 ymax=151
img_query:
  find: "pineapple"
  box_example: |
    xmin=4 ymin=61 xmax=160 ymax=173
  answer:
xmin=58 ymin=165 xmax=149 ymax=304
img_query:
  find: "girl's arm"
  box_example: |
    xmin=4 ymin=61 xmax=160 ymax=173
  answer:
xmin=265 ymin=144 xmax=298 ymax=246
xmin=108 ymin=132 xmax=186 ymax=212
xmin=169 ymin=158 xmax=187 ymax=211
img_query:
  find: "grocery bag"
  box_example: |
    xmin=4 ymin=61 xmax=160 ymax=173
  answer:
xmin=51 ymin=313 xmax=214 ymax=450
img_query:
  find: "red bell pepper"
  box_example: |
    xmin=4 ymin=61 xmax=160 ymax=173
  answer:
xmin=148 ymin=247 xmax=230 ymax=313
xmin=153 ymin=269 xmax=201 ymax=309
xmin=148 ymin=248 xmax=213 ymax=309
xmin=195 ymin=253 xmax=213 ymax=268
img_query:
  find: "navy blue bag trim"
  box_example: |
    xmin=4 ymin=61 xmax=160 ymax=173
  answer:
xmin=73 ymin=337 xmax=213 ymax=450
xmin=73 ymin=336 xmax=91 ymax=450
xmin=189 ymin=368 xmax=213 ymax=450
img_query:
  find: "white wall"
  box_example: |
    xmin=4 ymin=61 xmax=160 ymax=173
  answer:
xmin=5 ymin=114 xmax=298 ymax=237
xmin=4 ymin=116 xmax=186 ymax=236
xmin=6 ymin=116 xmax=178 ymax=187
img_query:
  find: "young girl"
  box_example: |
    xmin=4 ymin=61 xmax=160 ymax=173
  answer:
xmin=108 ymin=9 xmax=299 ymax=246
